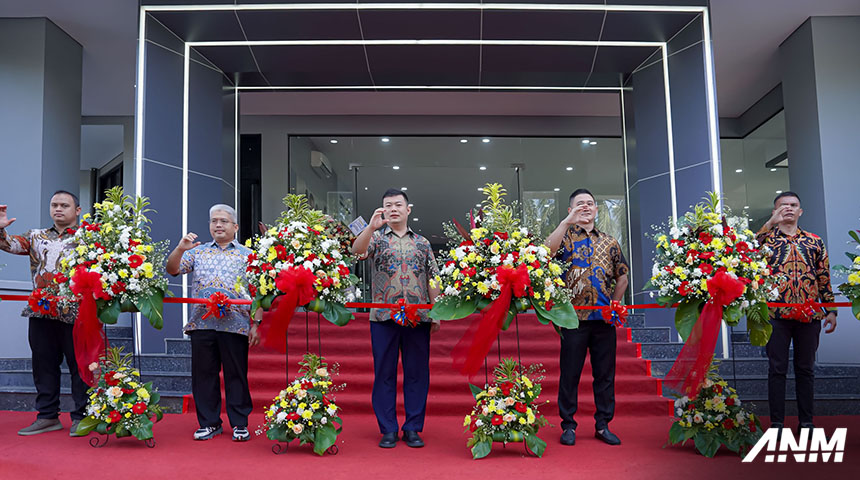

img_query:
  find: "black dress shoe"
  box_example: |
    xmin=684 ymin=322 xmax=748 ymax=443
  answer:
xmin=379 ymin=432 xmax=398 ymax=448
xmin=402 ymin=430 xmax=425 ymax=448
xmin=560 ymin=428 xmax=576 ymax=445
xmin=595 ymin=428 xmax=621 ymax=445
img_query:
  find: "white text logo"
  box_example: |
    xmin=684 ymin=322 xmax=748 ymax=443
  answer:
xmin=743 ymin=428 xmax=846 ymax=463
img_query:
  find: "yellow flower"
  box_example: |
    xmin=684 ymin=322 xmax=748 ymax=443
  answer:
xmin=301 ymin=410 xmax=313 ymax=419
xmin=535 ymin=268 xmax=544 ymax=277
xmin=136 ymin=388 xmax=150 ymax=400
xmin=280 ymin=400 xmax=288 ymax=408
xmin=75 ymin=245 xmax=88 ymax=255
xmin=82 ymin=213 xmax=91 ymax=220
xmin=103 ymin=224 xmax=113 ymax=234
xmin=118 ymin=269 xmax=128 ymax=279
xmin=463 ymin=415 xmax=471 ymax=427
xmin=244 ymin=238 xmax=252 ymax=247
xmin=125 ymin=412 xmax=132 ymax=418
xmin=521 ymin=376 xmax=533 ymax=388
xmin=849 ymin=272 xmax=860 ymax=286
xmin=710 ymin=238 xmax=725 ymax=250
xmin=267 ymin=247 xmax=277 ymax=262
xmin=476 ymin=282 xmax=489 ymax=295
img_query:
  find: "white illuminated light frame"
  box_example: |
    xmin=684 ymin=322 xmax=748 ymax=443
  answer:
xmin=133 ymin=2 xmax=725 ymax=357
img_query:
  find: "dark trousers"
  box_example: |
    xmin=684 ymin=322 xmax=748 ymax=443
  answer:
xmin=28 ymin=316 xmax=88 ymax=421
xmin=189 ymin=329 xmax=252 ymax=429
xmin=558 ymin=320 xmax=616 ymax=431
xmin=766 ymin=317 xmax=821 ymax=425
xmin=370 ymin=320 xmax=431 ymax=434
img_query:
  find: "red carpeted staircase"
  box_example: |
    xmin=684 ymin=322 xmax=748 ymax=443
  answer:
xmin=185 ymin=313 xmax=672 ymax=422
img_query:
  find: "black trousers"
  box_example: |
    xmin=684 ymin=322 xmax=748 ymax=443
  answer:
xmin=766 ymin=317 xmax=821 ymax=425
xmin=370 ymin=320 xmax=431 ymax=434
xmin=558 ymin=320 xmax=616 ymax=432
xmin=189 ymin=330 xmax=252 ymax=429
xmin=28 ymin=316 xmax=88 ymax=421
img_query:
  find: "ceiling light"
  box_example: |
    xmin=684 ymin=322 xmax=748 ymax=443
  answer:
xmin=330 ymin=139 xmax=338 ymax=144
xmin=460 ymin=139 xmax=468 ymax=144
xmin=364 ymin=187 xmax=368 ymax=190
xmin=475 ymin=203 xmax=481 ymax=207
xmin=582 ymin=139 xmax=590 ymax=144
xmin=392 ymin=165 xmax=400 ymax=170
xmin=744 ymin=206 xmax=750 ymax=209
xmin=401 ymin=187 xmax=407 ymax=191
xmin=381 ymin=137 xmax=390 ymax=143
xmin=477 ymin=187 xmax=483 ymax=192
xmin=775 ymin=190 xmax=783 ymax=194
xmin=479 ymin=166 xmax=487 ymax=171
xmin=589 ymin=141 xmax=598 ymax=145
xmin=553 ymin=188 xmax=560 ymax=192
xmin=770 ymin=168 xmax=777 ymax=172
xmin=408 ymin=203 xmax=413 ymax=207
xmin=482 ymin=138 xmax=490 ymax=143
xmin=413 ymin=218 xmax=418 ymax=221
xmin=566 ymin=166 xmax=573 ymax=171
xmin=735 ymin=169 xmax=743 ymax=173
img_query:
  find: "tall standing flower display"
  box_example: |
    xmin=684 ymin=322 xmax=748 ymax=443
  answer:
xmin=430 ymin=183 xmax=576 ymax=376
xmin=55 ymin=187 xmax=169 ymax=385
xmin=647 ymin=193 xmax=778 ymax=397
xmin=837 ymin=225 xmax=860 ymax=320
xmin=463 ymin=359 xmax=548 ymax=459
xmin=242 ymin=195 xmax=359 ymax=351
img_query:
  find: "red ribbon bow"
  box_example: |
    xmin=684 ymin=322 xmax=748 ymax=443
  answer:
xmin=28 ymin=289 xmax=58 ymax=317
xmin=453 ymin=264 xmax=531 ymax=377
xmin=391 ymin=298 xmax=419 ymax=327
xmin=202 ymin=292 xmax=231 ymax=320
xmin=259 ymin=267 xmax=318 ymax=352
xmin=601 ymin=300 xmax=628 ymax=327
xmin=785 ymin=299 xmax=818 ymax=323
xmin=664 ymin=271 xmax=745 ymax=397
xmin=70 ymin=267 xmax=110 ymax=386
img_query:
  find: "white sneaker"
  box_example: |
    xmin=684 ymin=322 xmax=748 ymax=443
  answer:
xmin=232 ymin=426 xmax=250 ymax=442
xmin=193 ymin=425 xmax=222 ymax=440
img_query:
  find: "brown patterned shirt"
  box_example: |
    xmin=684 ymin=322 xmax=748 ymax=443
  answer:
xmin=0 ymin=226 xmax=78 ymax=322
xmin=556 ymin=225 xmax=629 ymax=321
xmin=364 ymin=226 xmax=439 ymax=323
xmin=756 ymin=227 xmax=836 ymax=321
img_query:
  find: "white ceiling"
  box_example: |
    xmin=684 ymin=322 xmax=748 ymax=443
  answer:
xmin=3 ymin=1 xmax=860 ymax=117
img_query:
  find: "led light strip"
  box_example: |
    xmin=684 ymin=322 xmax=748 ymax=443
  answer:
xmin=142 ymin=3 xmax=707 ymax=14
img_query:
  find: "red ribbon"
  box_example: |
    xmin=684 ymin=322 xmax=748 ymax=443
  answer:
xmin=452 ymin=264 xmax=531 ymax=377
xmin=259 ymin=267 xmax=317 ymax=352
xmin=664 ymin=271 xmax=745 ymax=397
xmin=784 ymin=298 xmax=818 ymax=323
xmin=28 ymin=289 xmax=58 ymax=317
xmin=390 ymin=298 xmax=419 ymax=327
xmin=202 ymin=292 xmax=230 ymax=320
xmin=601 ymin=300 xmax=628 ymax=327
xmin=70 ymin=267 xmax=109 ymax=387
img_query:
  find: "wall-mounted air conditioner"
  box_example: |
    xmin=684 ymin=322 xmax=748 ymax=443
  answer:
xmin=311 ymin=150 xmax=333 ymax=179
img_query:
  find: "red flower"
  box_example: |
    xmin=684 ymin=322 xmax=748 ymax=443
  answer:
xmin=85 ymin=223 xmax=101 ymax=232
xmin=53 ymin=272 xmax=68 ymax=284
xmin=470 ymin=418 xmax=478 ymax=432
xmin=260 ymin=263 xmax=274 ymax=272
xmin=246 ymin=265 xmax=260 ymax=274
xmin=121 ymin=387 xmax=136 ymax=395
xmin=108 ymin=410 xmax=122 ymax=423
xmin=248 ymin=284 xmax=257 ymax=298
xmin=545 ymin=299 xmax=555 ymax=311
xmin=301 ymin=381 xmax=314 ymax=390
xmin=736 ymin=242 xmax=749 ymax=253
xmin=459 ymin=240 xmax=474 ymax=247
xmin=132 ymin=402 xmax=147 ymax=415
xmin=462 ymin=267 xmax=477 ymax=277
xmin=515 ymin=402 xmax=527 ymax=413
xmin=247 ymin=252 xmax=258 ymax=263
xmin=128 ymin=239 xmax=140 ymax=248
xmin=740 ymin=254 xmax=752 ymax=263
xmin=274 ymin=244 xmax=288 ymax=260
xmin=491 ymin=415 xmax=504 ymax=426
xmin=286 ymin=412 xmax=300 ymax=421
xmin=494 ymin=232 xmax=509 ymax=240
xmin=698 ymin=263 xmax=714 ymax=275
xmin=697 ymin=251 xmax=715 ymax=260
xmin=670 ymin=239 xmax=685 ymax=247
xmin=713 ymin=384 xmax=723 ymax=394
xmin=687 ymin=403 xmax=696 ymax=411
xmin=500 ymin=382 xmax=513 ymax=396
xmin=757 ymin=277 xmax=765 ymax=285
xmin=105 ymin=371 xmax=119 ymax=386
xmin=725 ymin=247 xmax=733 ymax=254
xmin=65 ymin=227 xmax=77 ymax=235
xmin=111 ymin=282 xmax=127 ymax=295
xmin=679 ymin=281 xmax=692 ymax=296
xmin=725 ymin=397 xmax=735 ymax=406
xmin=128 ymin=255 xmax=144 ymax=269
xmin=306 ymin=253 xmax=317 ymax=263
xmin=750 ymin=423 xmax=756 ymax=433
xmin=698 ymin=231 xmax=713 ymax=245
xmin=723 ymin=419 xmax=735 ymax=430
xmin=338 ymin=265 xmax=351 ymax=277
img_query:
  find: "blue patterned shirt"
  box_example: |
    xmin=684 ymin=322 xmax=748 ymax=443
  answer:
xmin=178 ymin=239 xmax=252 ymax=335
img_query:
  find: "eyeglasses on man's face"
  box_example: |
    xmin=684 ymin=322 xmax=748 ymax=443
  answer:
xmin=210 ymin=218 xmax=235 ymax=225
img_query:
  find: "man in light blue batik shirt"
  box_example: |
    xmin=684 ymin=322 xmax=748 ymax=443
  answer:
xmin=167 ymin=204 xmax=259 ymax=442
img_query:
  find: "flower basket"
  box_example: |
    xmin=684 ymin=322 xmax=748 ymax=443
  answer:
xmin=667 ymin=362 xmax=762 ymax=458
xmin=836 ymin=226 xmax=860 ymax=320
xmin=263 ymin=353 xmax=344 ymax=455
xmin=74 ymin=347 xmax=164 ymax=447
xmin=464 ymin=359 xmax=548 ymax=459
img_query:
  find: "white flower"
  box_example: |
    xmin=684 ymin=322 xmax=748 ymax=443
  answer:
xmin=276 ymin=411 xmax=287 ymax=422
xmin=320 ymin=417 xmax=327 ymax=425
xmin=475 ymin=419 xmax=484 ymax=427
xmin=693 ymin=413 xmax=703 ymax=423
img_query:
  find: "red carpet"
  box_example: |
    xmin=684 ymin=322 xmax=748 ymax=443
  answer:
xmin=187 ymin=313 xmax=672 ymax=419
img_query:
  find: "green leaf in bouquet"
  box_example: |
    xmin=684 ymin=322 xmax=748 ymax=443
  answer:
xmin=525 ymin=434 xmax=547 ymax=458
xmin=267 ymin=425 xmax=288 ymax=442
xmin=532 ymin=299 xmax=578 ymax=329
xmin=75 ymin=416 xmax=101 ymax=436
xmin=469 ymin=383 xmax=484 ymax=400
xmin=149 ymin=391 xmax=161 ymax=404
xmin=675 ymin=299 xmax=703 ymax=341
xmin=723 ymin=304 xmax=742 ymax=326
xmin=853 ymin=298 xmax=860 ymax=321
xmin=322 ymin=301 xmax=353 ymax=326
xmin=501 ymin=306 xmax=517 ymax=331
xmin=97 ymin=299 xmax=121 ymax=325
xmin=313 ymin=423 xmax=338 ymax=456
xmin=119 ymin=298 xmax=138 ymax=313
xmin=115 ymin=423 xmax=130 ymax=438
xmin=151 ymin=406 xmax=164 ymax=423
xmin=260 ymin=294 xmax=274 ymax=311
xmin=846 ymin=252 xmax=858 ymax=262
xmin=135 ymin=289 xmax=164 ymax=330
xmin=850 ymin=230 xmax=860 ymax=244
xmin=668 ymin=421 xmax=685 ymax=445
xmin=306 ymin=298 xmax=326 ymax=314
xmin=429 ymin=295 xmax=478 ymax=321
xmin=694 ymin=432 xmax=722 ymax=458
xmin=748 ymin=321 xmax=773 ymax=346
xmin=657 ymin=294 xmax=683 ymax=307
xmin=642 ymin=278 xmax=655 ymax=291
xmin=131 ymin=416 xmax=154 ymax=441
xmin=96 ymin=422 xmax=109 ymax=435
xmin=471 ymin=439 xmax=492 ymax=460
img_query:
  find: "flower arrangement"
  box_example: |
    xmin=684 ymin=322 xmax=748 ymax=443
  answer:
xmin=263 ymin=353 xmax=343 ymax=455
xmin=430 ymin=183 xmax=577 ymax=375
xmin=55 ymin=186 xmax=169 ymax=328
xmin=463 ymin=359 xmax=548 ymax=459
xmin=836 ymin=226 xmax=860 ymax=320
xmin=242 ymin=195 xmax=359 ymax=350
xmin=667 ymin=362 xmax=762 ymax=458
xmin=647 ymin=193 xmax=778 ymax=346
xmin=75 ymin=347 xmax=164 ymax=442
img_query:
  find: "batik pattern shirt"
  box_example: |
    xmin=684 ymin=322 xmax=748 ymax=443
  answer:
xmin=556 ymin=225 xmax=629 ymax=321
xmin=178 ymin=240 xmax=252 ymax=335
xmin=0 ymin=226 xmax=77 ymax=322
xmin=756 ymin=227 xmax=836 ymax=321
xmin=364 ymin=226 xmax=439 ymax=323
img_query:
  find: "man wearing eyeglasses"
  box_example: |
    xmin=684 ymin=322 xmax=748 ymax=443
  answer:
xmin=166 ymin=204 xmax=259 ymax=442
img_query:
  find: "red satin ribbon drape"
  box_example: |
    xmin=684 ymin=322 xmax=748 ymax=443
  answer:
xmin=259 ymin=267 xmax=317 ymax=352
xmin=70 ymin=267 xmax=109 ymax=386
